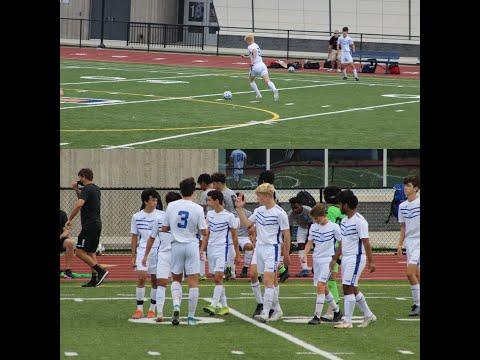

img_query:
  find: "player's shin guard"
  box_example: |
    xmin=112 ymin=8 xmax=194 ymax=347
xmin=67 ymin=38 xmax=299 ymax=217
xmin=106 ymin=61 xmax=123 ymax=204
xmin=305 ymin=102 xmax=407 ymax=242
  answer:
xmin=355 ymin=292 xmax=373 ymax=318
xmin=171 ymin=281 xmax=182 ymax=308
xmin=188 ymin=287 xmax=199 ymax=318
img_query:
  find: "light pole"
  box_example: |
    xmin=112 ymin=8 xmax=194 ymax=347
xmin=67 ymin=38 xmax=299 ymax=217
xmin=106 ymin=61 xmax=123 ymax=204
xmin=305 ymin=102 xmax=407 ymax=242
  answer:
xmin=98 ymin=0 xmax=106 ymax=48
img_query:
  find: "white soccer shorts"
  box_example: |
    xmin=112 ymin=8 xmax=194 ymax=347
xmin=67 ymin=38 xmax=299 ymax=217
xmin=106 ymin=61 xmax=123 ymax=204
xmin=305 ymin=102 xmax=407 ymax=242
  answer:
xmin=406 ymin=241 xmax=420 ymax=266
xmin=207 ymin=245 xmax=228 ymax=274
xmin=313 ymin=257 xmax=332 ymax=285
xmin=256 ymin=243 xmax=280 ymax=274
xmin=251 ymin=247 xmax=257 ymax=265
xmin=156 ymin=250 xmax=171 ymax=279
xmin=250 ymin=62 xmax=269 ymax=77
xmin=170 ymin=241 xmax=200 ymax=275
xmin=135 ymin=247 xmax=158 ymax=275
xmin=340 ymin=51 xmax=353 ymax=64
xmin=238 ymin=236 xmax=253 ymax=250
xmin=341 ymin=254 xmax=366 ymax=286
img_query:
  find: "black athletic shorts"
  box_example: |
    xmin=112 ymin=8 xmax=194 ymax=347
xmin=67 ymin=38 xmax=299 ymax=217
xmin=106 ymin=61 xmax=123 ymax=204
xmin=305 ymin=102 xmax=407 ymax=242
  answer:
xmin=76 ymin=225 xmax=102 ymax=253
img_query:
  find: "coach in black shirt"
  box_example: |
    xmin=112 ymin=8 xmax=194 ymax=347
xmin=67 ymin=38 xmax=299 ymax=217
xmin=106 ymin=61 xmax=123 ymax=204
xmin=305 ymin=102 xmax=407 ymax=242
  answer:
xmin=67 ymin=168 xmax=109 ymax=287
xmin=328 ymin=30 xmax=341 ymax=72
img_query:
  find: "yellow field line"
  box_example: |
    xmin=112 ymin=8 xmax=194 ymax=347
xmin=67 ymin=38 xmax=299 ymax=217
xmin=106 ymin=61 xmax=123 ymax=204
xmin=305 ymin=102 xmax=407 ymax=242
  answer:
xmin=61 ymin=88 xmax=280 ymax=132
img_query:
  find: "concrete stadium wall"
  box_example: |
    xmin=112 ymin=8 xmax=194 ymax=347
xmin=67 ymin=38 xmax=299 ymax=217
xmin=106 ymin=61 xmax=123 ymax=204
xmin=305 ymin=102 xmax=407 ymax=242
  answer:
xmin=60 ymin=0 xmax=91 ymax=39
xmin=60 ymin=149 xmax=218 ymax=188
xmin=130 ymin=0 xmax=178 ymax=24
xmin=214 ymin=0 xmax=419 ymax=37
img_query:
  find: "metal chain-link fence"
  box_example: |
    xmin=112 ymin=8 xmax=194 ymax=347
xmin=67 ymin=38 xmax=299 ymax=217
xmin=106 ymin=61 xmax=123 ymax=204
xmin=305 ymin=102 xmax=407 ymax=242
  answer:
xmin=60 ymin=187 xmax=401 ymax=252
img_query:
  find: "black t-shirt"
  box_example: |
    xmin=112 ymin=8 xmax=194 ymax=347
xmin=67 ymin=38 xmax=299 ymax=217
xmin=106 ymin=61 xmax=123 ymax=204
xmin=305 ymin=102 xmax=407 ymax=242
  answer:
xmin=80 ymin=184 xmax=102 ymax=227
xmin=60 ymin=210 xmax=68 ymax=237
xmin=329 ymin=36 xmax=339 ymax=50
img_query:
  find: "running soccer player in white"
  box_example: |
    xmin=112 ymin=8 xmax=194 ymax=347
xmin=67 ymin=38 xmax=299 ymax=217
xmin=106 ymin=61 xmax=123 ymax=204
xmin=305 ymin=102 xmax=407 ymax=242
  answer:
xmin=162 ymin=177 xmax=208 ymax=326
xmin=130 ymin=188 xmax=163 ymax=320
xmin=236 ymin=183 xmax=291 ymax=323
xmin=201 ymin=190 xmax=240 ymax=316
xmin=337 ymin=26 xmax=359 ymax=81
xmin=303 ymin=204 xmax=343 ymax=324
xmin=241 ymin=33 xmax=279 ymax=101
xmin=396 ymin=175 xmax=420 ymax=316
xmin=330 ymin=190 xmax=376 ymax=328
xmin=142 ymin=191 xmax=182 ymax=322
xmin=230 ymin=149 xmax=247 ymax=188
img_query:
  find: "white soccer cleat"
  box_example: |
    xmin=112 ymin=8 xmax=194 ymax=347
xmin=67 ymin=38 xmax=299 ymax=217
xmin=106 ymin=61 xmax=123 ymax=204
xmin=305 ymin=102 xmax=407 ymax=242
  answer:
xmin=254 ymin=312 xmax=270 ymax=323
xmin=334 ymin=321 xmax=353 ymax=329
xmin=273 ymin=89 xmax=279 ymax=101
xmin=256 ymin=94 xmax=263 ymax=100
xmin=269 ymin=309 xmax=283 ymax=321
xmin=357 ymin=314 xmax=377 ymax=328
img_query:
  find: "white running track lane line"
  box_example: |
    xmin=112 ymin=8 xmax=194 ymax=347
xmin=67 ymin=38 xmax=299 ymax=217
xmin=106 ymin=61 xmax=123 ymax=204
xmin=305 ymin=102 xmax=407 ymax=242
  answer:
xmin=104 ymin=100 xmax=420 ymax=149
xmin=60 ymin=82 xmax=345 ymax=110
xmin=209 ymin=300 xmax=343 ymax=360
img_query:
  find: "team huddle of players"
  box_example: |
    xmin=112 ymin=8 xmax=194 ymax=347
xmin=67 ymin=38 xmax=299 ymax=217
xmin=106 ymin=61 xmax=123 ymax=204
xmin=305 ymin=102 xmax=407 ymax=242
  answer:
xmin=129 ymin=172 xmax=420 ymax=327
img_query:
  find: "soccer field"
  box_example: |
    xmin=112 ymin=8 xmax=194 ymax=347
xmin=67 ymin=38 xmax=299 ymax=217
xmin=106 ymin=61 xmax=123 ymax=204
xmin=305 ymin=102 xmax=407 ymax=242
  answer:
xmin=61 ymin=280 xmax=419 ymax=359
xmin=60 ymin=60 xmax=420 ymax=149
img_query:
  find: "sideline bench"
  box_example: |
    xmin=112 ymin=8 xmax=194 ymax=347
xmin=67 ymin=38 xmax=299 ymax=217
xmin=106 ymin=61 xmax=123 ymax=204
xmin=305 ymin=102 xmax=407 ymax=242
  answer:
xmin=352 ymin=51 xmax=400 ymax=74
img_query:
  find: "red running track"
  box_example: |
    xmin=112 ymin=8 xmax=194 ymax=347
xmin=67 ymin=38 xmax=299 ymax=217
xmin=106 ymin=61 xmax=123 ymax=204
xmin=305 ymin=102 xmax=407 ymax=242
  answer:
xmin=60 ymin=253 xmax=408 ymax=282
xmin=60 ymin=46 xmax=420 ymax=80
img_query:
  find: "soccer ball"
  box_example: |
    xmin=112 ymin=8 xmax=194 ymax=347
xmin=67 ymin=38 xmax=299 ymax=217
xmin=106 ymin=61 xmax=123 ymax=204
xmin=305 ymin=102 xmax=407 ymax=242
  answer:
xmin=288 ymin=66 xmax=295 ymax=72
xmin=96 ymin=243 xmax=106 ymax=256
xmin=223 ymin=91 xmax=232 ymax=100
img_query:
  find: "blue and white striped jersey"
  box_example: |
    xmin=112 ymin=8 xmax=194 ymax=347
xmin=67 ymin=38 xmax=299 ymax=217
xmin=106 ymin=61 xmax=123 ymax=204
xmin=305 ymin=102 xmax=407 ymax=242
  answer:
xmin=308 ymin=221 xmax=342 ymax=258
xmin=206 ymin=209 xmax=237 ymax=247
xmin=340 ymin=212 xmax=369 ymax=256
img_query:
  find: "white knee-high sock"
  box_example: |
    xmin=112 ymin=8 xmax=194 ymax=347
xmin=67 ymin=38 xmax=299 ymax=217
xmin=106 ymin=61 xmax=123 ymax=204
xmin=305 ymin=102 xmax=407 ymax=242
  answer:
xmin=315 ymin=294 xmax=325 ymax=317
xmin=344 ymin=294 xmax=356 ymax=324
xmin=156 ymin=286 xmax=166 ymax=316
xmin=171 ymin=281 xmax=182 ymax=308
xmin=298 ymin=250 xmax=308 ymax=270
xmin=136 ymin=287 xmax=145 ymax=310
xmin=274 ymin=285 xmax=282 ymax=312
xmin=211 ymin=285 xmax=223 ymax=308
xmin=263 ymin=287 xmax=275 ymax=315
xmin=251 ymin=281 xmax=263 ymax=304
xmin=325 ymin=292 xmax=339 ymax=312
xmin=355 ymin=292 xmax=373 ymax=318
xmin=411 ymin=284 xmax=420 ymax=306
xmin=267 ymin=81 xmax=277 ymax=92
xmin=343 ymin=68 xmax=348 ymax=77
xmin=199 ymin=252 xmax=206 ymax=276
xmin=353 ymin=68 xmax=358 ymax=78
xmin=188 ymin=287 xmax=199 ymax=318
xmin=220 ymin=286 xmax=228 ymax=307
xmin=244 ymin=250 xmax=253 ymax=267
xmin=250 ymin=82 xmax=261 ymax=97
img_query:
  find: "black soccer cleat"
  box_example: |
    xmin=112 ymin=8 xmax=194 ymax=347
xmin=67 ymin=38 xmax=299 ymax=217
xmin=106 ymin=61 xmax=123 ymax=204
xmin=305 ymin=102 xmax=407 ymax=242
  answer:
xmin=409 ymin=304 xmax=420 ymax=317
xmin=342 ymin=76 xmax=348 ymax=80
xmin=241 ymin=266 xmax=249 ymax=278
xmin=172 ymin=309 xmax=180 ymax=325
xmin=95 ymin=269 xmax=109 ymax=287
xmin=268 ymin=309 xmax=274 ymax=319
xmin=355 ymin=77 xmax=359 ymax=81
xmin=308 ymin=315 xmax=321 ymax=325
xmin=333 ymin=309 xmax=344 ymax=322
xmin=63 ymin=269 xmax=74 ymax=279
xmin=81 ymin=279 xmax=97 ymax=287
xmin=253 ymin=303 xmax=263 ymax=317
xmin=279 ymin=268 xmax=290 ymax=283
xmin=258 ymin=275 xmax=263 ymax=283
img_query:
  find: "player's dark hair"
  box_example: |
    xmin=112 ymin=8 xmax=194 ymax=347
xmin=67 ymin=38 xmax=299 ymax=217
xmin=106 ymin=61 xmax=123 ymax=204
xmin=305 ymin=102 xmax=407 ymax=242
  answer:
xmin=165 ymin=191 xmax=182 ymax=204
xmin=208 ymin=189 xmax=224 ymax=205
xmin=140 ymin=188 xmax=163 ymax=210
xmin=197 ymin=173 xmax=212 ymax=185
xmin=342 ymin=26 xmax=348 ymax=32
xmin=78 ymin=168 xmax=93 ymax=181
xmin=258 ymin=170 xmax=275 ymax=185
xmin=338 ymin=189 xmax=358 ymax=209
xmin=289 ymin=196 xmax=302 ymax=205
xmin=324 ymin=185 xmax=342 ymax=204
xmin=211 ymin=172 xmax=226 ymax=184
xmin=403 ymin=175 xmax=420 ymax=189
xmin=179 ymin=177 xmax=196 ymax=197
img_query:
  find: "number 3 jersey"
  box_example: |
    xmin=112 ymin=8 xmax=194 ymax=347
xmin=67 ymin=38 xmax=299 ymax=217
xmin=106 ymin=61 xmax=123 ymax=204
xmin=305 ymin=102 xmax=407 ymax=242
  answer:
xmin=164 ymin=199 xmax=207 ymax=244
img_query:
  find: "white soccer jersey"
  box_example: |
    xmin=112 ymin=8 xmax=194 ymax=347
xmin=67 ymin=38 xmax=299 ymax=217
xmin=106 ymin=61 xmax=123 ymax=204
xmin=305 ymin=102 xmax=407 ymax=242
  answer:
xmin=206 ymin=209 xmax=238 ymax=247
xmin=398 ymin=197 xmax=420 ymax=243
xmin=247 ymin=43 xmax=263 ymax=65
xmin=339 ymin=212 xmax=368 ymax=256
xmin=248 ymin=205 xmax=289 ymax=245
xmin=131 ymin=210 xmax=162 ymax=249
xmin=149 ymin=210 xmax=173 ymax=252
xmin=231 ymin=149 xmax=247 ymax=171
xmin=308 ymin=221 xmax=342 ymax=259
xmin=338 ymin=35 xmax=354 ymax=53
xmin=164 ymin=199 xmax=207 ymax=244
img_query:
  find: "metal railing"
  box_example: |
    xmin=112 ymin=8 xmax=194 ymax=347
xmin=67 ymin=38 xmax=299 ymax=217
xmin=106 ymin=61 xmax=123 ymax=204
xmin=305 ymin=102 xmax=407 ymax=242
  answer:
xmin=60 ymin=187 xmax=403 ymax=252
xmin=60 ymin=18 xmax=420 ymax=60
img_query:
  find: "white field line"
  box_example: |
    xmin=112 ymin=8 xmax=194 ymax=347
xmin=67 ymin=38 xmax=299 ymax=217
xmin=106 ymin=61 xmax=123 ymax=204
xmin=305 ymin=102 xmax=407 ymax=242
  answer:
xmin=60 ymin=296 xmax=411 ymax=301
xmin=104 ymin=100 xmax=419 ymax=149
xmin=60 ymin=283 xmax=413 ymax=289
xmin=60 ymin=73 xmax=227 ymax=85
xmin=60 ymin=82 xmax=345 ymax=110
xmin=203 ymin=297 xmax=343 ymax=360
